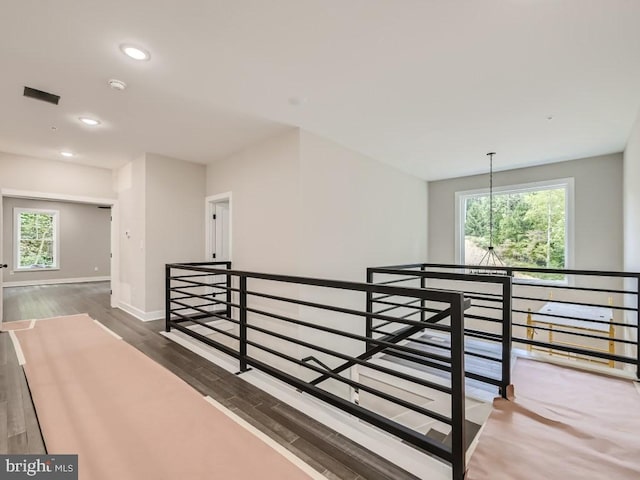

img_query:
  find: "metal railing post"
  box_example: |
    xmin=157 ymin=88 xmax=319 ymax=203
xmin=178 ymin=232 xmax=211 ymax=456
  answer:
xmin=226 ymin=262 xmax=232 ymax=318
xmin=501 ymin=271 xmax=513 ymax=397
xmin=239 ymin=275 xmax=249 ymax=373
xmin=366 ymin=268 xmax=374 ymax=351
xmin=420 ymin=265 xmax=426 ymax=323
xmin=165 ymin=265 xmax=172 ymax=333
xmin=636 ymin=275 xmax=640 ymax=380
xmin=450 ymin=294 xmax=467 ymax=480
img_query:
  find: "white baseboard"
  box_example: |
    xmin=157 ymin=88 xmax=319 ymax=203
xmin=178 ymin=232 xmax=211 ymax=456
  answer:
xmin=2 ymin=276 xmax=110 ymax=288
xmin=117 ymin=302 xmax=164 ymax=322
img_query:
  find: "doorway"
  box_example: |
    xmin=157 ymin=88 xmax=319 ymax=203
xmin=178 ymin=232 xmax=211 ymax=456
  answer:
xmin=0 ymin=189 xmax=118 ymax=327
xmin=206 ymin=192 xmax=232 ymax=262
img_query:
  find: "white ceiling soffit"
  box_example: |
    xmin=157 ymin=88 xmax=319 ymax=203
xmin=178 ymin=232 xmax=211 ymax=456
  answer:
xmin=0 ymin=0 xmax=639 ymax=180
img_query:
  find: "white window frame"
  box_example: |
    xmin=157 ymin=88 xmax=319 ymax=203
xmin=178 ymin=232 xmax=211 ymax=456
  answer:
xmin=14 ymin=207 xmax=60 ymax=271
xmin=454 ymin=177 xmax=575 ymax=284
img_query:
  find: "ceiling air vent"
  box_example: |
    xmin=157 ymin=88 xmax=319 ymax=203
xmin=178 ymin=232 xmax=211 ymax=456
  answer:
xmin=23 ymin=86 xmax=60 ymax=105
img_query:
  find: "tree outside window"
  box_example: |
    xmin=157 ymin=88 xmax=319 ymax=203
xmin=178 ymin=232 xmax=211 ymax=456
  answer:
xmin=459 ymin=180 xmax=571 ymax=282
xmin=15 ymin=208 xmax=59 ymax=269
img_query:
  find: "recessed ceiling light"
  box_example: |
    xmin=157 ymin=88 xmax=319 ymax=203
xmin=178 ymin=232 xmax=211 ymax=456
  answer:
xmin=79 ymin=117 xmax=101 ymax=126
xmin=60 ymin=151 xmax=74 ymax=157
xmin=120 ymin=44 xmax=150 ymax=61
xmin=108 ymin=79 xmax=127 ymax=91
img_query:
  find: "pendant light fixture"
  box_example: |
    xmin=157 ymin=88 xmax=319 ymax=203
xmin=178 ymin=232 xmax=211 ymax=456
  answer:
xmin=476 ymin=152 xmax=504 ymax=271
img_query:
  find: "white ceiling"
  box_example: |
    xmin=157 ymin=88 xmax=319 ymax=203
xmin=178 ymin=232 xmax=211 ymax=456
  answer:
xmin=1 ymin=0 xmax=639 ymax=180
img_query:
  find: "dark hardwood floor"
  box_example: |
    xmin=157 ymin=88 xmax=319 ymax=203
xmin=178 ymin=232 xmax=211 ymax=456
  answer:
xmin=1 ymin=282 xmax=418 ymax=480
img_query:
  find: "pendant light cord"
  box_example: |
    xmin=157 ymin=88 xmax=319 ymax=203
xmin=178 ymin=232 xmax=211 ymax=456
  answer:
xmin=487 ymin=152 xmax=495 ymax=249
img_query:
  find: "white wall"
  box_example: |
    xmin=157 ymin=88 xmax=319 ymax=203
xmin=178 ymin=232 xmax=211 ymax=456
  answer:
xmin=623 ymin=111 xmax=640 ymax=367
xmin=145 ymin=154 xmax=206 ymax=312
xmin=297 ymin=131 xmax=428 ymax=391
xmin=116 ymin=153 xmax=206 ymax=317
xmin=299 ymin=131 xmax=428 ymax=281
xmin=205 ymin=128 xmax=429 ymax=391
xmin=624 ymin=114 xmax=640 ymax=272
xmin=115 ymin=157 xmax=147 ymax=313
xmin=205 ymin=129 xmax=428 ymax=279
xmin=206 ymin=129 xmax=301 ymax=274
xmin=428 ymin=153 xmax=624 ymax=271
xmin=0 ymin=152 xmax=115 ymax=199
xmin=3 ymin=198 xmax=110 ymax=284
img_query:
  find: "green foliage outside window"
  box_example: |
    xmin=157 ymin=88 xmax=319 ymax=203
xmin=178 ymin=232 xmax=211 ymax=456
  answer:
xmin=464 ymin=188 xmax=566 ymax=280
xmin=18 ymin=212 xmax=56 ymax=268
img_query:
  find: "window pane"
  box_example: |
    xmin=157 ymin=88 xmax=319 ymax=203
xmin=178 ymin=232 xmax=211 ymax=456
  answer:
xmin=18 ymin=212 xmax=56 ymax=268
xmin=464 ymin=187 xmax=566 ymax=281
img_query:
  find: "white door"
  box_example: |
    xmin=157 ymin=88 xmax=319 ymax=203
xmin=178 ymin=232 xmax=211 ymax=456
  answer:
xmin=211 ymin=201 xmax=230 ymax=261
xmin=0 ymin=195 xmax=4 ymax=325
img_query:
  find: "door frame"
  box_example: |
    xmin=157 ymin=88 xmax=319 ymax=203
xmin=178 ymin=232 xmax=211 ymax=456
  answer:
xmin=0 ymin=188 xmax=120 ymax=323
xmin=205 ymin=192 xmax=232 ymax=262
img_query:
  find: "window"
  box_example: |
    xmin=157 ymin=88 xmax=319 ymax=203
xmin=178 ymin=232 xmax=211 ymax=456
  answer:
xmin=14 ymin=208 xmax=59 ymax=270
xmin=456 ymin=178 xmax=573 ymax=282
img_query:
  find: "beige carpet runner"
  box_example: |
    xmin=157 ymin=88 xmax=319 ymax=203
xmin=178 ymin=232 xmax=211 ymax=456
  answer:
xmin=467 ymin=358 xmax=640 ymax=480
xmin=8 ymin=314 xmax=323 ymax=480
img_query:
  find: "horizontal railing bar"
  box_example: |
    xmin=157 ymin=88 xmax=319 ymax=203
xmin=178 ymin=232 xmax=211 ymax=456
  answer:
xmin=169 ymin=303 xmax=236 ymax=326
xmin=463 ymin=313 xmax=502 ymax=323
xmin=242 ymin=317 xmax=454 ymax=397
xmin=373 ymin=276 xmax=422 ymax=285
xmin=170 ymin=273 xmax=228 ymax=280
xmin=170 ymin=302 xmax=222 ymax=313
xmin=407 ymin=334 xmax=502 ymax=360
xmin=168 ymin=311 xmax=221 ymax=323
xmin=372 ymin=263 xmax=640 ymax=278
xmin=170 ymin=277 xmax=230 ymax=288
xmin=371 ymin=267 xmax=511 ymax=285
xmin=373 ymin=308 xmax=442 ymax=321
xmin=170 ymin=316 xmax=454 ymax=456
xmin=513 ymin=283 xmax=637 ymax=295
xmin=239 ymin=331 xmax=454 ymax=426
xmin=245 ymin=355 xmax=453 ymax=461
xmin=246 ymin=305 xmax=456 ymax=364
xmin=174 ymin=314 xmax=240 ymax=341
xmin=170 ymin=295 xmax=239 ymax=310
xmin=370 ymin=293 xmax=395 ymax=302
xmin=464 ymin=295 xmax=504 ymax=304
xmin=310 ymin=308 xmax=455 ymax=387
xmin=395 ymin=335 xmax=503 ymax=363
xmin=169 ymin=264 xmax=467 ymax=304
xmin=463 ymin=329 xmax=503 ymax=342
xmin=245 ymin=289 xmax=454 ymax=331
xmin=382 ymin=351 xmax=502 ymax=387
xmin=170 ymin=293 xmax=226 ymax=303
xmin=399 ymin=309 xmax=421 ymax=320
xmin=169 ymin=321 xmax=239 ymax=359
xmin=172 ymin=261 xmax=232 ymax=267
xmin=169 ymin=306 xmax=237 ymax=329
xmin=371 ymin=298 xmax=424 ymax=313
xmin=170 ymin=277 xmax=232 ymax=290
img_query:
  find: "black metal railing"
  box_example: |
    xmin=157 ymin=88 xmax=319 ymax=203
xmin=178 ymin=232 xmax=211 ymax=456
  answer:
xmin=367 ymin=266 xmax=512 ymax=398
xmin=166 ymin=262 xmax=471 ymax=480
xmin=368 ymin=263 xmax=640 ymax=381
